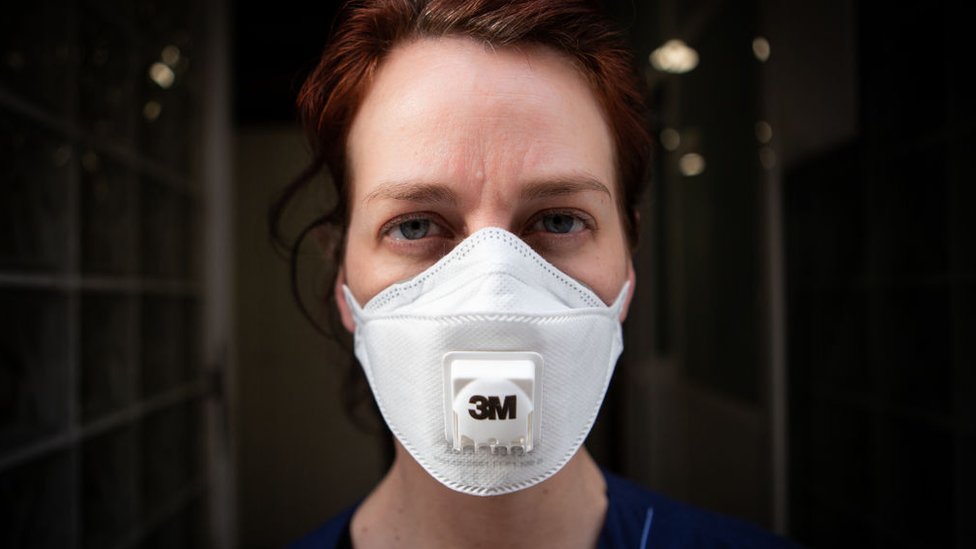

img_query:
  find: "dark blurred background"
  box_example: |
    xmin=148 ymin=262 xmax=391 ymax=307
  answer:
xmin=2 ymin=0 xmax=973 ymax=548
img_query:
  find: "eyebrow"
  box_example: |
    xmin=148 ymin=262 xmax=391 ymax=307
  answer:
xmin=364 ymin=181 xmax=460 ymax=206
xmin=519 ymin=175 xmax=612 ymax=201
xmin=362 ymin=174 xmax=611 ymax=206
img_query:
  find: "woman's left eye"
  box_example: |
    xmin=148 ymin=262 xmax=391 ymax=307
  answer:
xmin=530 ymin=212 xmax=587 ymax=234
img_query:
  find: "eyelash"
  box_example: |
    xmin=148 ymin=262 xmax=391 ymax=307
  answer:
xmin=379 ymin=208 xmax=594 ymax=245
xmin=524 ymin=208 xmax=595 ymax=235
xmin=379 ymin=212 xmax=451 ymax=241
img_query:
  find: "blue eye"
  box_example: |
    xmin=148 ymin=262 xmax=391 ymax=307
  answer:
xmin=383 ymin=214 xmax=449 ymax=243
xmin=541 ymin=213 xmax=584 ymax=234
xmin=396 ymin=218 xmax=430 ymax=240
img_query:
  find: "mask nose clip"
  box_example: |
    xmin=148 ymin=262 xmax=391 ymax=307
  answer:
xmin=443 ymin=352 xmax=543 ymax=454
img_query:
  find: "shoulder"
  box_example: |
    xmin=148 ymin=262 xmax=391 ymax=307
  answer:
xmin=600 ymin=469 xmax=802 ymax=549
xmin=287 ymin=504 xmax=357 ymax=549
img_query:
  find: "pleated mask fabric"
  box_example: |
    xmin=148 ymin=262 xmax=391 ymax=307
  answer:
xmin=343 ymin=227 xmax=627 ymax=496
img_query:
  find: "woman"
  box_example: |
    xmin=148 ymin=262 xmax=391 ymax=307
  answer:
xmin=276 ymin=1 xmax=795 ymax=547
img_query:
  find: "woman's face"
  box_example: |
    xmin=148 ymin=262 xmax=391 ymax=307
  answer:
xmin=337 ymin=37 xmax=634 ymax=328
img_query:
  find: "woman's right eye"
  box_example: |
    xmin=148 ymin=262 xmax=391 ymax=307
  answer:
xmin=394 ymin=219 xmax=430 ymax=240
xmin=383 ymin=215 xmax=446 ymax=241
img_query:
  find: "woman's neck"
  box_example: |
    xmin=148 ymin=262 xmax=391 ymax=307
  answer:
xmin=350 ymin=441 xmax=608 ymax=548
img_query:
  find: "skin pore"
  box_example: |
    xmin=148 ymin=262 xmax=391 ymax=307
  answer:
xmin=335 ymin=36 xmax=635 ymax=548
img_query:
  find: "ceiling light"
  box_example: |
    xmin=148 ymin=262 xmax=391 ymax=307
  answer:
xmin=649 ymin=40 xmax=699 ymax=74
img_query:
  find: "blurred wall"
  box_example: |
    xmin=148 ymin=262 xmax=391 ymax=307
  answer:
xmin=777 ymin=2 xmax=976 ymax=547
xmin=595 ymin=0 xmax=778 ymax=529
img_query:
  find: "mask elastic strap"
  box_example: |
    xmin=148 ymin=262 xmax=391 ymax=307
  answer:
xmin=342 ymin=285 xmax=367 ymax=325
xmin=610 ymin=281 xmax=631 ymax=317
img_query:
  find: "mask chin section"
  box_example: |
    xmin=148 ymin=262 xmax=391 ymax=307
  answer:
xmin=443 ymin=351 xmax=543 ymax=456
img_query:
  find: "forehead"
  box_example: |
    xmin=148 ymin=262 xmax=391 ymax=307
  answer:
xmin=346 ymin=36 xmax=616 ymax=201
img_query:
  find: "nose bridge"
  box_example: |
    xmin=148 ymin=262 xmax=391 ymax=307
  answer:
xmin=464 ymin=215 xmax=514 ymax=236
xmin=461 ymin=179 xmax=521 ymax=237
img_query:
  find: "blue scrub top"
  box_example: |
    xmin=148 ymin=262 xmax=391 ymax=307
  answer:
xmin=290 ymin=469 xmax=800 ymax=548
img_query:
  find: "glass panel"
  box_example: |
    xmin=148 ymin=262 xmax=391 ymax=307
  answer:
xmin=82 ymin=426 xmax=137 ymax=549
xmin=81 ymin=156 xmax=137 ymax=275
xmin=141 ymin=296 xmax=193 ymax=397
xmin=185 ymin=298 xmax=202 ymax=381
xmin=135 ymin=0 xmax=199 ymax=176
xmin=135 ymin=0 xmax=191 ymax=36
xmin=0 ymin=110 xmax=71 ymax=271
xmin=0 ymin=290 xmax=69 ymax=453
xmin=0 ymin=452 xmax=72 ymax=549
xmin=81 ymin=0 xmax=135 ymax=23
xmin=140 ymin=496 xmax=207 ymax=549
xmin=141 ymin=401 xmax=201 ymax=518
xmin=141 ymin=179 xmax=193 ymax=279
xmin=877 ymin=417 xmax=954 ymax=547
xmin=78 ymin=9 xmax=137 ymax=140
xmin=0 ymin=0 xmax=74 ymax=115
xmin=875 ymin=286 xmax=952 ymax=416
xmin=80 ymin=293 xmax=133 ymax=421
xmin=3 ymin=1 xmax=212 ymax=546
xmin=139 ymin=85 xmax=192 ymax=175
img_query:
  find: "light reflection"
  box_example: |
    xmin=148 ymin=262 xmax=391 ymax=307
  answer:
xmin=755 ymin=121 xmax=773 ymax=144
xmin=679 ymin=153 xmax=706 ymax=176
xmin=753 ymin=37 xmax=771 ymax=62
xmin=660 ymin=128 xmax=681 ymax=151
xmin=149 ymin=62 xmax=175 ymax=89
xmin=52 ymin=145 xmax=72 ymax=167
xmin=161 ymin=45 xmax=181 ymax=66
xmin=649 ymin=39 xmax=699 ymax=74
xmin=143 ymin=100 xmax=162 ymax=121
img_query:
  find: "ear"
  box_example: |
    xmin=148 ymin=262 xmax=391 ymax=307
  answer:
xmin=619 ymin=260 xmax=636 ymax=322
xmin=334 ymin=267 xmax=357 ymax=333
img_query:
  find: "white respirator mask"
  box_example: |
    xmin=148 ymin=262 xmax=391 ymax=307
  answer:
xmin=343 ymin=227 xmax=628 ymax=496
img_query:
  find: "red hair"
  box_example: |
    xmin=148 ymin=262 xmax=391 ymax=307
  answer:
xmin=273 ymin=0 xmax=651 ymax=258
